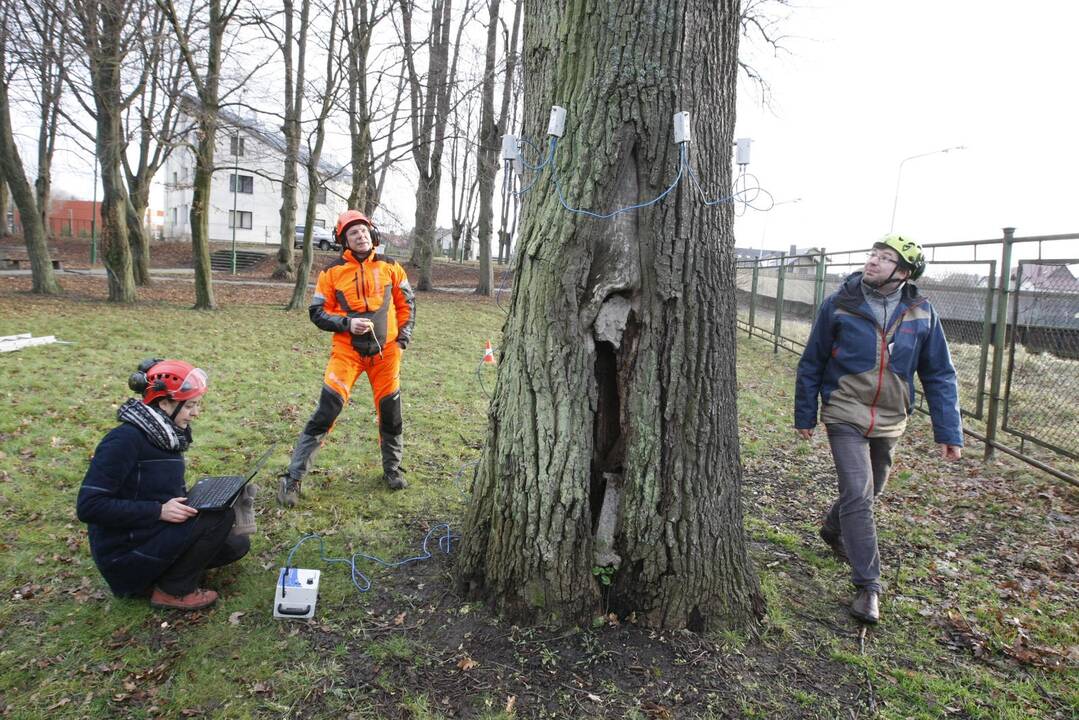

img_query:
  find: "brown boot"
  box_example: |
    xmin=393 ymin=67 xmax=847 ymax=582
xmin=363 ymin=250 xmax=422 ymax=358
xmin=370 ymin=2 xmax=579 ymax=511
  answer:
xmin=849 ymin=588 xmax=880 ymax=624
xmin=150 ymin=587 xmax=218 ymax=611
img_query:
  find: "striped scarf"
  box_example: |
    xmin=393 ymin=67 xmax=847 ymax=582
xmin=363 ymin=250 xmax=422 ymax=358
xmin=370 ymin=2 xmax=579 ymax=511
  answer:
xmin=116 ymin=398 xmax=192 ymax=452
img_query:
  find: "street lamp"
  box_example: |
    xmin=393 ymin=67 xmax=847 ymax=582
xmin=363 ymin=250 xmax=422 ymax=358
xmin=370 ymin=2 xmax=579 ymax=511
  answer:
xmin=889 ymin=145 xmax=966 ymax=232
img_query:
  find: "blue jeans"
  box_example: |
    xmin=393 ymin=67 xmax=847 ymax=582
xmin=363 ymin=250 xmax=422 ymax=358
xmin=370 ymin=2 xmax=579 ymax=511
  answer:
xmin=823 ymin=423 xmax=898 ymax=594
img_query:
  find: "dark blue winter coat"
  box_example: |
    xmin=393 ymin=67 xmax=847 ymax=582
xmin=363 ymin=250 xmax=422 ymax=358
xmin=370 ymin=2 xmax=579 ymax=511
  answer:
xmin=794 ymin=273 xmax=963 ymax=446
xmin=76 ymin=423 xmax=196 ymax=597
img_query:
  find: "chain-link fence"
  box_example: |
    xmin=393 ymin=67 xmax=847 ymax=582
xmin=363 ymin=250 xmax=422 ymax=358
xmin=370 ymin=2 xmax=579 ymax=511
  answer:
xmin=736 ymin=229 xmax=1079 ymax=485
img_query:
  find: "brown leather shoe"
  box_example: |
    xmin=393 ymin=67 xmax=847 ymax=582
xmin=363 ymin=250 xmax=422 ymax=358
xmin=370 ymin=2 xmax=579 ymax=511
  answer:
xmin=850 ymin=588 xmax=880 ymax=624
xmin=150 ymin=587 xmax=219 ymax=611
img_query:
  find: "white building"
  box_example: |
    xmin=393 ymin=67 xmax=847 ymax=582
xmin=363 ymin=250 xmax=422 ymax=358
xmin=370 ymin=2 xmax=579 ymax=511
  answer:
xmin=163 ymin=106 xmax=350 ymax=244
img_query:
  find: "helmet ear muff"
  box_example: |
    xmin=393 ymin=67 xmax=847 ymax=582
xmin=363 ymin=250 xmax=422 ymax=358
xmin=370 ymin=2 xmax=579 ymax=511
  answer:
xmin=371 ymin=226 xmax=381 ymax=247
xmin=128 ymin=357 xmax=164 ymax=394
xmin=128 ymin=372 xmax=149 ymax=393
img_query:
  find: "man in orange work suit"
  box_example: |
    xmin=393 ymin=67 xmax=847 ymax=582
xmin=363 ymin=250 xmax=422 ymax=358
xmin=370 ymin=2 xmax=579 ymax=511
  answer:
xmin=278 ymin=209 xmax=415 ymax=506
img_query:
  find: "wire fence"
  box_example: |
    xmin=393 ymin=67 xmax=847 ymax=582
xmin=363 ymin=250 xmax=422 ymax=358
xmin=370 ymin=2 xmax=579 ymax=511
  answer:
xmin=736 ymin=228 xmax=1079 ymax=486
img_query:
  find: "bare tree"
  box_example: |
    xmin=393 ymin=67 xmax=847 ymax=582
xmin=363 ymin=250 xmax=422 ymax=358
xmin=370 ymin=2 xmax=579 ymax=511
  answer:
xmin=447 ymin=80 xmax=477 ymax=263
xmin=458 ymin=0 xmax=763 ymax=631
xmin=64 ymin=0 xmax=160 ymax=302
xmin=159 ymin=0 xmax=245 ymax=310
xmin=122 ymin=4 xmax=188 ymax=286
xmin=286 ymin=0 xmax=346 ymax=309
xmin=473 ymin=0 xmax=518 ymax=293
xmin=398 ymin=0 xmax=473 ymax=290
xmin=0 ymin=0 xmax=62 ymax=294
xmin=249 ymin=0 xmax=312 ymax=280
xmin=0 ymin=175 xmax=8 ymax=236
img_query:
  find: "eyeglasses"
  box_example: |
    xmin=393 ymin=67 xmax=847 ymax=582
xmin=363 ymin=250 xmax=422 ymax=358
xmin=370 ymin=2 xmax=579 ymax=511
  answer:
xmin=866 ymin=251 xmax=899 ymax=266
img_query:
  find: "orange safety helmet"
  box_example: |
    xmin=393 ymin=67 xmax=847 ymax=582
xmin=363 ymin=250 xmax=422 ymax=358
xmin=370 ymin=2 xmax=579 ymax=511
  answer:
xmin=128 ymin=358 xmax=209 ymax=405
xmin=334 ymin=210 xmax=380 ymax=247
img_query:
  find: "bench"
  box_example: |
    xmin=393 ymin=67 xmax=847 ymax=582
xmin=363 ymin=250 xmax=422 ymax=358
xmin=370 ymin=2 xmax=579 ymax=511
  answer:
xmin=1 ymin=257 xmax=63 ymax=270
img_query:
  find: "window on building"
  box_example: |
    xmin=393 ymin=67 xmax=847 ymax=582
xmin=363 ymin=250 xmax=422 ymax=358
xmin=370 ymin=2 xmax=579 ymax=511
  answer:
xmin=229 ymin=174 xmax=254 ymax=194
xmin=228 ymin=210 xmax=253 ymax=229
xmin=172 ymin=171 xmax=178 ymax=186
xmin=314 ymin=219 xmax=326 ymax=228
xmin=315 ymin=187 xmax=327 ymax=204
xmin=230 ymin=135 xmax=245 ymax=156
xmin=171 ymin=208 xmax=177 ymax=225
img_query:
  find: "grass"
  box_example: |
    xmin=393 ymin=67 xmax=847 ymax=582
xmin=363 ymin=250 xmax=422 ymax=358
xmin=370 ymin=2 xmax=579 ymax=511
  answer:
xmin=0 ymin=282 xmax=1076 ymax=718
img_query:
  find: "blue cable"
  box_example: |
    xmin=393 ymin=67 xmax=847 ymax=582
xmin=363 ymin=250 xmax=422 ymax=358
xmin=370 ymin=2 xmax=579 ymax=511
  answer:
xmin=281 ymin=523 xmax=458 ymax=595
xmin=518 ymin=136 xmax=555 ymax=171
xmin=552 ymin=143 xmax=686 ymax=220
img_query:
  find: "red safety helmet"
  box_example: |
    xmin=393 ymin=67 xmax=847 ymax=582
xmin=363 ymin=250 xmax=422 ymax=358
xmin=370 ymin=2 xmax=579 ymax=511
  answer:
xmin=334 ymin=209 xmax=380 ymax=247
xmin=128 ymin=359 xmax=209 ymax=405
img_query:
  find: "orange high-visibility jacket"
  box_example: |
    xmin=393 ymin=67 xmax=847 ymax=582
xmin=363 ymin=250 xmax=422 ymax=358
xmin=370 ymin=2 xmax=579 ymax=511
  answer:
xmin=309 ymin=249 xmax=415 ymax=357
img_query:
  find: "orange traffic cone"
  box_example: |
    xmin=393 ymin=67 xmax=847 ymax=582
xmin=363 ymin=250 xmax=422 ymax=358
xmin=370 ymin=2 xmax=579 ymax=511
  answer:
xmin=482 ymin=340 xmax=496 ymax=365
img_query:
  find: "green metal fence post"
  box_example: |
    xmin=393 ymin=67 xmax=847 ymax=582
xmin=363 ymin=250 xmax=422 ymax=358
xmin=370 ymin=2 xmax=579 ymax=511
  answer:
xmin=748 ymin=259 xmax=760 ymax=337
xmin=773 ymin=255 xmax=786 ymax=354
xmin=814 ymin=248 xmax=827 ymax=317
xmin=984 ymin=227 xmax=1015 ymax=461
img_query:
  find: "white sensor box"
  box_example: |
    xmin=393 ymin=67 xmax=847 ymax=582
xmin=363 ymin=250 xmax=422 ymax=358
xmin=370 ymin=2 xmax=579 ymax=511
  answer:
xmin=735 ymin=137 xmax=752 ymax=165
xmin=673 ymin=111 xmax=691 ymax=144
xmin=273 ymin=568 xmax=321 ymax=620
xmin=501 ymin=134 xmax=520 ymax=162
xmin=547 ymin=105 xmax=567 ymax=138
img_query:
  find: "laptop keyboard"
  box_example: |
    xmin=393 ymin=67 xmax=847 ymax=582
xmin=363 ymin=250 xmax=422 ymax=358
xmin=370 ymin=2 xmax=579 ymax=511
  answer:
xmin=188 ymin=475 xmax=246 ymax=509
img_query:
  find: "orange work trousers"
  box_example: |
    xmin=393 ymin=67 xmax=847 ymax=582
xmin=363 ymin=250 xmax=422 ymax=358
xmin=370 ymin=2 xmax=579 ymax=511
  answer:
xmin=322 ymin=341 xmax=402 ymax=432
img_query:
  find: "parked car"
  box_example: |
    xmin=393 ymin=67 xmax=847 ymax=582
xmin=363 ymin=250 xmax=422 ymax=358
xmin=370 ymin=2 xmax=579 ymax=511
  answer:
xmin=294 ymin=225 xmax=339 ymax=251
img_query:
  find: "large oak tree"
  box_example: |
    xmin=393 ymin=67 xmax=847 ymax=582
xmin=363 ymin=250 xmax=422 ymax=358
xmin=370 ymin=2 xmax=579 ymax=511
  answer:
xmin=458 ymin=0 xmax=763 ymax=632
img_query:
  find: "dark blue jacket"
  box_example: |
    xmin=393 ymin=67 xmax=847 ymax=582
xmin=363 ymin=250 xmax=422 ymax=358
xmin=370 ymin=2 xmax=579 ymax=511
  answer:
xmin=795 ymin=273 xmax=963 ymax=446
xmin=76 ymin=423 xmax=196 ymax=597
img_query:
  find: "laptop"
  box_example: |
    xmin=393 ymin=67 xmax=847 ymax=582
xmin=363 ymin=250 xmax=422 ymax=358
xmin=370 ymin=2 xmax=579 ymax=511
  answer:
xmin=186 ymin=445 xmax=276 ymax=511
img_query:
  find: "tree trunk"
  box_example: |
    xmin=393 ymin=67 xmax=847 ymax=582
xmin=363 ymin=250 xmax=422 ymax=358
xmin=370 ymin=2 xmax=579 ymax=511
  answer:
xmin=91 ymin=0 xmax=136 ymax=303
xmin=0 ymin=178 xmax=9 ymax=236
xmin=457 ymin=0 xmax=762 ymax=632
xmin=127 ymin=184 xmax=152 ymax=286
xmin=274 ymin=0 xmax=309 ymax=282
xmin=411 ymin=172 xmax=438 ymax=289
xmin=0 ymin=87 xmax=60 ymax=294
xmin=190 ymin=134 xmax=217 ymax=309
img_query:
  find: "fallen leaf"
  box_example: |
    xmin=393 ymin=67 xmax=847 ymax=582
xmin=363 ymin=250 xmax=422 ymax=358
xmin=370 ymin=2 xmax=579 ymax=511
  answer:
xmin=504 ymin=695 xmax=516 ymax=714
xmin=228 ymin=611 xmax=245 ymax=625
xmin=393 ymin=611 xmax=407 ymax=626
xmin=457 ymin=656 xmax=478 ymax=671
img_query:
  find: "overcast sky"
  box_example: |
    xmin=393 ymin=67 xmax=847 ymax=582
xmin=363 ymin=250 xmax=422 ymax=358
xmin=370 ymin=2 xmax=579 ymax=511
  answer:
xmin=732 ymin=0 xmax=1079 ymax=256
xmin=34 ymin=0 xmax=1078 ymax=261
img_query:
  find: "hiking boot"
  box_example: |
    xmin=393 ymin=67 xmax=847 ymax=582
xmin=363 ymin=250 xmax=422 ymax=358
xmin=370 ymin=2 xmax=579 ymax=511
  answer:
xmin=231 ymin=484 xmax=257 ymax=536
xmin=384 ymin=471 xmax=408 ymax=491
xmin=277 ymin=474 xmax=301 ymax=507
xmin=381 ymin=431 xmax=407 ymax=490
xmin=819 ymin=525 xmax=848 ymax=563
xmin=850 ymin=589 xmax=880 ymax=624
xmin=150 ymin=587 xmax=218 ymax=611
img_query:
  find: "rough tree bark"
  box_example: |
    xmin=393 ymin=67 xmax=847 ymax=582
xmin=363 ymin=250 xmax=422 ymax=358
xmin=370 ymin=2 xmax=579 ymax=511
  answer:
xmin=458 ymin=0 xmax=763 ymax=632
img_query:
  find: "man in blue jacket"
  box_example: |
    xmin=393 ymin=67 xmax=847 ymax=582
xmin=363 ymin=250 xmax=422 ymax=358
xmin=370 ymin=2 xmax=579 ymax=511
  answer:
xmin=794 ymin=234 xmax=963 ymax=624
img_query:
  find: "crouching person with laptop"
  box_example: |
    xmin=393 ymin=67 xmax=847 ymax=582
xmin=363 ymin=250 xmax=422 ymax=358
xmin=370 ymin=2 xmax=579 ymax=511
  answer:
xmin=77 ymin=359 xmax=251 ymax=611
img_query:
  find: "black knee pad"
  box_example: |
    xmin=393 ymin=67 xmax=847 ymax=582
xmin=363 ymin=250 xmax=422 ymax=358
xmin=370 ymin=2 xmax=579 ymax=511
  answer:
xmin=379 ymin=390 xmax=403 ymax=436
xmin=303 ymin=387 xmax=345 ymax=436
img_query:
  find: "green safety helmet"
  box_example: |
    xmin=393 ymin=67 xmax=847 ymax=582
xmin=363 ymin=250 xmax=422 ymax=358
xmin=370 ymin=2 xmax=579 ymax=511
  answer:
xmin=874 ymin=233 xmax=926 ymax=280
